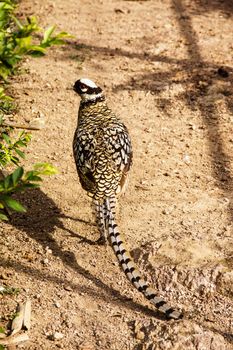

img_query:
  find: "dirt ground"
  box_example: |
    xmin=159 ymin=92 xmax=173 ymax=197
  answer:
xmin=1 ymin=0 xmax=233 ymax=349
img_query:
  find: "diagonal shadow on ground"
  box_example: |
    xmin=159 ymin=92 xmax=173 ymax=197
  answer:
xmin=6 ymin=0 xmax=233 ymax=328
xmin=73 ymin=0 xmax=232 ymax=224
xmin=8 ymin=188 xmax=169 ymax=320
xmin=170 ymin=0 xmax=233 ymax=218
xmin=66 ymin=41 xmax=233 ymax=76
xmin=191 ymin=0 xmax=233 ymax=16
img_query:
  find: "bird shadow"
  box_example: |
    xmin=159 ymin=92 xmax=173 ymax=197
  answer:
xmin=7 ymin=188 xmax=170 ymax=320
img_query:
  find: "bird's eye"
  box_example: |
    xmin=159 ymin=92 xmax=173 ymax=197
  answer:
xmin=80 ymin=83 xmax=87 ymax=91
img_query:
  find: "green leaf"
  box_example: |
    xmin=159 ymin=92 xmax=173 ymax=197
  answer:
xmin=25 ymin=15 xmax=40 ymax=31
xmin=24 ymin=169 xmax=43 ymax=182
xmin=33 ymin=162 xmax=58 ymax=175
xmin=11 ymin=14 xmax=23 ymax=29
xmin=28 ymin=45 xmax=46 ymax=57
xmin=0 ymin=2 xmax=14 ymax=10
xmin=42 ymin=25 xmax=55 ymax=44
xmin=15 ymin=140 xmax=26 ymax=147
xmin=2 ymin=133 xmax=11 ymax=144
xmin=11 ymin=156 xmax=20 ymax=165
xmin=15 ymin=36 xmax=31 ymax=49
xmin=0 ymin=211 xmax=8 ymax=220
xmin=56 ymin=31 xmax=74 ymax=39
xmin=3 ymin=174 xmax=11 ymax=189
xmin=0 ymin=65 xmax=11 ymax=80
xmin=1 ymin=195 xmax=26 ymax=212
xmin=25 ymin=173 xmax=42 ymax=182
xmin=47 ymin=38 xmax=66 ymax=46
xmin=15 ymin=148 xmax=25 ymax=159
xmin=28 ymin=50 xmax=45 ymax=58
xmin=21 ymin=182 xmax=40 ymax=189
xmin=28 ymin=45 xmax=46 ymax=54
xmin=12 ymin=166 xmax=23 ymax=186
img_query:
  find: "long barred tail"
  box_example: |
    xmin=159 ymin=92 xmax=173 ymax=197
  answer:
xmin=98 ymin=196 xmax=183 ymax=320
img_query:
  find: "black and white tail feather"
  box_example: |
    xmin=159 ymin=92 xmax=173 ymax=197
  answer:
xmin=95 ymin=197 xmax=183 ymax=320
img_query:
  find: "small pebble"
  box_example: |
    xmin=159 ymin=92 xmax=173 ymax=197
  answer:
xmin=45 ymin=246 xmax=53 ymax=255
xmin=0 ymin=286 xmax=6 ymax=293
xmin=49 ymin=332 xmax=64 ymax=341
xmin=54 ymin=300 xmax=61 ymax=308
xmin=135 ymin=330 xmax=145 ymax=340
xmin=42 ymin=258 xmax=49 ymax=265
xmin=183 ymin=154 xmax=191 ymax=164
xmin=162 ymin=208 xmax=173 ymax=215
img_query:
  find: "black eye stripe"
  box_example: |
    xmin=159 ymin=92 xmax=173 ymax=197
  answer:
xmin=80 ymin=83 xmax=87 ymax=90
xmin=82 ymin=86 xmax=102 ymax=94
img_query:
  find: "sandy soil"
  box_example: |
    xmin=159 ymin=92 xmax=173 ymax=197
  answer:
xmin=1 ymin=0 xmax=233 ymax=349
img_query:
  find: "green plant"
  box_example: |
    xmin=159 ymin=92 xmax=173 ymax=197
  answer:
xmin=0 ymin=0 xmax=70 ymax=220
xmin=0 ymin=87 xmax=14 ymax=113
xmin=0 ymin=163 xmax=57 ymax=220
xmin=0 ymin=0 xmax=73 ymax=111
xmin=0 ymin=1 xmax=72 ymax=81
xmin=0 ymin=116 xmax=31 ymax=167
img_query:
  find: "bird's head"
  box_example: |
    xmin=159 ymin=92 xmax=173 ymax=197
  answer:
xmin=73 ymin=78 xmax=104 ymax=102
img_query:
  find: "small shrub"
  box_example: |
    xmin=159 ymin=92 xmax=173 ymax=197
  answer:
xmin=0 ymin=0 xmax=72 ymax=219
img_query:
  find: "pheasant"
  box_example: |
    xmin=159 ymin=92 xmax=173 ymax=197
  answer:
xmin=73 ymin=78 xmax=183 ymax=320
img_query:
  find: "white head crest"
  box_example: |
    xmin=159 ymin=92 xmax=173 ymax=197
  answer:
xmin=79 ymin=78 xmax=97 ymax=89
